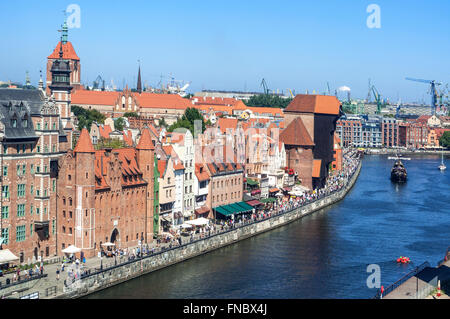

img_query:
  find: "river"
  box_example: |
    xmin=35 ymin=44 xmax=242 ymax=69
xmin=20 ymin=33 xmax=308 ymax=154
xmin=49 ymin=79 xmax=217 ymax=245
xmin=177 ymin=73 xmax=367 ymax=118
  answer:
xmin=85 ymin=154 xmax=450 ymax=299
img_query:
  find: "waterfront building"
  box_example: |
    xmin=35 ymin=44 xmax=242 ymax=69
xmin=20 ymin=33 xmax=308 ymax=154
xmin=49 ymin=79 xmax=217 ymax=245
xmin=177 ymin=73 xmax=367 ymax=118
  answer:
xmin=164 ymin=130 xmax=195 ymax=221
xmin=381 ymin=118 xmax=399 ymax=148
xmin=332 ymin=134 xmax=343 ymax=171
xmin=193 ymin=163 xmax=210 ymax=219
xmin=0 ymin=89 xmax=68 ymax=263
xmin=57 ymin=128 xmax=155 ymax=258
xmin=157 ymin=154 xmax=176 ymax=232
xmin=360 ymin=116 xmax=382 ymax=148
xmin=336 ymin=117 xmax=362 ymax=147
xmin=281 ymin=94 xmax=341 ymax=189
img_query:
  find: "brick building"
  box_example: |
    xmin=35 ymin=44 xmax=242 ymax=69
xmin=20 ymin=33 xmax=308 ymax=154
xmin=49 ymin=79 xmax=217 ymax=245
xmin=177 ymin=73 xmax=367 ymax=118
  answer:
xmin=281 ymin=95 xmax=341 ymax=190
xmin=57 ymin=128 xmax=155 ymax=258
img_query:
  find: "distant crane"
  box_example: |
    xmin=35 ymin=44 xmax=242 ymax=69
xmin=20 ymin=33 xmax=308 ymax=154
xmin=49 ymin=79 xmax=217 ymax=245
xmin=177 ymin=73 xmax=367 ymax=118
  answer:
xmin=261 ymin=78 xmax=270 ymax=95
xmin=371 ymin=85 xmax=385 ymax=114
xmin=287 ymin=88 xmax=295 ymax=98
xmin=93 ymin=75 xmax=105 ymax=91
xmin=326 ymin=82 xmax=331 ymax=96
xmin=405 ymin=77 xmax=442 ymax=115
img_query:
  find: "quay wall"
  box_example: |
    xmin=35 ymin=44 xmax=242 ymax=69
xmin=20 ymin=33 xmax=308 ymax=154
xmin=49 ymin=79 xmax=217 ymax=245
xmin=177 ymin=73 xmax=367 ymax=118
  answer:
xmin=57 ymin=163 xmax=362 ymax=299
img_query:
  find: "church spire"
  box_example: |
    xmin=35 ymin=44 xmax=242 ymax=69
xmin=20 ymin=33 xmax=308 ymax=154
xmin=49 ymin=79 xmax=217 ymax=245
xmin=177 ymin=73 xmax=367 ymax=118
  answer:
xmin=137 ymin=60 xmax=142 ymax=94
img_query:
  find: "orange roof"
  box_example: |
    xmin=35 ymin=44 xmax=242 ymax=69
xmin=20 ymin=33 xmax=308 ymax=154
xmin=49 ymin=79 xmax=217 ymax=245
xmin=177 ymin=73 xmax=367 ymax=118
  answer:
xmin=136 ymin=92 xmax=192 ymax=109
xmin=191 ymin=96 xmax=238 ymax=106
xmin=285 ymin=95 xmax=341 ymax=115
xmin=99 ymin=124 xmax=113 ymax=139
xmin=195 ymin=164 xmax=210 ymax=182
xmin=280 ymin=117 xmax=314 ymax=147
xmin=48 ymin=41 xmax=80 ymax=60
xmin=136 ymin=128 xmax=155 ymax=150
xmin=312 ymin=159 xmax=322 ymax=178
xmin=74 ymin=128 xmax=95 ymax=153
xmin=94 ymin=148 xmax=145 ymax=190
xmin=217 ymin=117 xmax=238 ymax=133
xmin=158 ymin=160 xmax=167 ymax=177
xmin=71 ymin=90 xmax=120 ymax=106
xmin=123 ymin=130 xmax=133 ymax=146
xmin=173 ymin=159 xmax=185 ymax=170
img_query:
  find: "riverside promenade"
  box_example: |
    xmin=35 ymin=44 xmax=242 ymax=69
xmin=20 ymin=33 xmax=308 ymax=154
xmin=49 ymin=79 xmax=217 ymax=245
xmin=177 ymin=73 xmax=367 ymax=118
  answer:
xmin=1 ymin=158 xmax=362 ymax=299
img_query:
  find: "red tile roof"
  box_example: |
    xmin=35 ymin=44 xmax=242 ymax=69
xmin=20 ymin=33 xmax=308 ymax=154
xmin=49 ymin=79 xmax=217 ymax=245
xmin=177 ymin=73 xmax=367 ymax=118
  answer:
xmin=280 ymin=117 xmax=314 ymax=146
xmin=217 ymin=117 xmax=238 ymax=133
xmin=123 ymin=130 xmax=133 ymax=146
xmin=136 ymin=128 xmax=155 ymax=150
xmin=71 ymin=90 xmax=120 ymax=106
xmin=195 ymin=164 xmax=210 ymax=182
xmin=74 ymin=128 xmax=95 ymax=153
xmin=136 ymin=92 xmax=192 ymax=109
xmin=285 ymin=95 xmax=341 ymax=115
xmin=312 ymin=159 xmax=322 ymax=178
xmin=48 ymin=41 xmax=80 ymax=60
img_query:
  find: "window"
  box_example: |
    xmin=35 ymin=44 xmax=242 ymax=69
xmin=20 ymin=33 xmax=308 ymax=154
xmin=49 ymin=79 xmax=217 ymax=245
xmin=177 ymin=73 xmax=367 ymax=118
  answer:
xmin=22 ymin=144 xmax=26 ymax=153
xmin=36 ymin=166 xmax=40 ymax=173
xmin=53 ymin=122 xmax=56 ymax=130
xmin=31 ymin=185 xmax=34 ymax=195
xmin=1 ymin=228 xmax=9 ymax=244
xmin=37 ymin=123 xmax=41 ymax=130
xmin=52 ymin=220 xmax=56 ymax=235
xmin=69 ymin=211 xmax=72 ymax=218
xmin=2 ymin=185 xmax=9 ymax=199
xmin=22 ymin=164 xmax=26 ymax=175
xmin=37 ymin=146 xmax=40 ymax=153
xmin=16 ymin=225 xmax=26 ymax=242
xmin=62 ymin=226 xmax=66 ymax=233
xmin=44 ymin=122 xmax=48 ymax=130
xmin=3 ymin=146 xmax=7 ymax=154
xmin=11 ymin=119 xmax=17 ymax=128
xmin=17 ymin=184 xmax=25 ymax=197
xmin=30 ymin=205 xmax=33 ymax=215
xmin=52 ymin=180 xmax=56 ymax=192
xmin=1 ymin=206 xmax=9 ymax=219
xmin=3 ymin=166 xmax=7 ymax=177
xmin=30 ymin=223 xmax=33 ymax=236
xmin=36 ymin=208 xmax=40 ymax=215
xmin=17 ymin=204 xmax=25 ymax=217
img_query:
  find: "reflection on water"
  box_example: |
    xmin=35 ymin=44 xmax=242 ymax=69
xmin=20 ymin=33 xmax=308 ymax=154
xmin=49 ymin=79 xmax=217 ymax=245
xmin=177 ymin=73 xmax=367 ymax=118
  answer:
xmin=86 ymin=154 xmax=450 ymax=299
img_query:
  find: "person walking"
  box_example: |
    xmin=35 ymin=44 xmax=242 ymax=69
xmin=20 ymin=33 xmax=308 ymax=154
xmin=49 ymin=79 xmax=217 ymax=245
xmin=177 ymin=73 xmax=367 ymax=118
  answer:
xmin=56 ymin=267 xmax=60 ymax=281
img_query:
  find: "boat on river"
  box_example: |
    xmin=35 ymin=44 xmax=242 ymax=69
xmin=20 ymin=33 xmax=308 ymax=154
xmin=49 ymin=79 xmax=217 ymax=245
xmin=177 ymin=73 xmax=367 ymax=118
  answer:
xmin=391 ymin=159 xmax=407 ymax=182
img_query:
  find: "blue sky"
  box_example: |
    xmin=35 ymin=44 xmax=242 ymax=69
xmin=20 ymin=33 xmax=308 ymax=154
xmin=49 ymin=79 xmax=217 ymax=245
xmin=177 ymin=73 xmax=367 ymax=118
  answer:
xmin=0 ymin=0 xmax=449 ymax=103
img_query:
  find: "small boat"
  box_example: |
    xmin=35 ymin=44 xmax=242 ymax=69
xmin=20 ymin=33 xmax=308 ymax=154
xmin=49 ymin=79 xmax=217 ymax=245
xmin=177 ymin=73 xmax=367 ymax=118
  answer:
xmin=397 ymin=256 xmax=410 ymax=264
xmin=391 ymin=159 xmax=407 ymax=182
xmin=439 ymin=153 xmax=446 ymax=171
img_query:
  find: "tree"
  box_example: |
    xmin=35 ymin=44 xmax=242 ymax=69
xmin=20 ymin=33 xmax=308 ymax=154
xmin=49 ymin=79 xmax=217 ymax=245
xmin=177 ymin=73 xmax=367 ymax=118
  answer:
xmin=245 ymin=94 xmax=292 ymax=108
xmin=95 ymin=138 xmax=128 ymax=150
xmin=115 ymin=117 xmax=126 ymax=131
xmin=123 ymin=112 xmax=139 ymax=118
xmin=439 ymin=131 xmax=450 ymax=148
xmin=167 ymin=107 xmax=206 ymax=136
xmin=71 ymin=105 xmax=105 ymax=131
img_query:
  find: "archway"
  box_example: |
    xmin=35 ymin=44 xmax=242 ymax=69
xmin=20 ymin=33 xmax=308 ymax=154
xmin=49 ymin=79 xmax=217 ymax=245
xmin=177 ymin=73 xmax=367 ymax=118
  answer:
xmin=110 ymin=228 xmax=119 ymax=244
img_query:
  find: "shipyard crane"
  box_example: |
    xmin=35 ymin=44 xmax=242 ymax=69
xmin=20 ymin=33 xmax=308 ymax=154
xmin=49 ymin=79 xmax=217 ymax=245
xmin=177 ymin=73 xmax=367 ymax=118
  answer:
xmin=93 ymin=75 xmax=105 ymax=91
xmin=405 ymin=77 xmax=442 ymax=115
xmin=371 ymin=85 xmax=385 ymax=114
xmin=261 ymin=78 xmax=270 ymax=95
xmin=327 ymin=82 xmax=331 ymax=96
xmin=287 ymin=88 xmax=295 ymax=98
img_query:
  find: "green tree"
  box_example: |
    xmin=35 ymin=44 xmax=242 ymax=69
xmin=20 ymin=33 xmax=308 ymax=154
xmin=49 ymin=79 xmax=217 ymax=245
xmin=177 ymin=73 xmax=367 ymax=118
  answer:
xmin=245 ymin=94 xmax=292 ymax=108
xmin=123 ymin=112 xmax=139 ymax=118
xmin=439 ymin=131 xmax=450 ymax=148
xmin=95 ymin=138 xmax=128 ymax=150
xmin=167 ymin=107 xmax=206 ymax=136
xmin=71 ymin=105 xmax=105 ymax=131
xmin=115 ymin=117 xmax=126 ymax=131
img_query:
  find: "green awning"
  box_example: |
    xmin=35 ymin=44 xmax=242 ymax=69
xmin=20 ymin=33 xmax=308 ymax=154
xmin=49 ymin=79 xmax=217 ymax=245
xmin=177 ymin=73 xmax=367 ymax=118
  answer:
xmin=246 ymin=179 xmax=259 ymax=186
xmin=235 ymin=202 xmax=254 ymax=211
xmin=215 ymin=206 xmax=233 ymax=216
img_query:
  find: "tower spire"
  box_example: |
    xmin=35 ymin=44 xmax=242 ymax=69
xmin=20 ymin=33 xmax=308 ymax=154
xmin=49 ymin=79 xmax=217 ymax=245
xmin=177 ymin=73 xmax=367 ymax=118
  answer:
xmin=137 ymin=60 xmax=142 ymax=94
xmin=61 ymin=12 xmax=68 ymax=44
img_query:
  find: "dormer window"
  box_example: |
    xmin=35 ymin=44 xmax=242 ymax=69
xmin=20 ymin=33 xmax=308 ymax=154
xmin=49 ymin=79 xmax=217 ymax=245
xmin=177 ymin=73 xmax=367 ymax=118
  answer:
xmin=11 ymin=119 xmax=17 ymax=128
xmin=22 ymin=119 xmax=28 ymax=128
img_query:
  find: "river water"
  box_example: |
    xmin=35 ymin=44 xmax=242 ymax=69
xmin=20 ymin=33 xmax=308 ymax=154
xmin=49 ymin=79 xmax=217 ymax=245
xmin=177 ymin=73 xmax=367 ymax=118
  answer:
xmin=86 ymin=154 xmax=450 ymax=299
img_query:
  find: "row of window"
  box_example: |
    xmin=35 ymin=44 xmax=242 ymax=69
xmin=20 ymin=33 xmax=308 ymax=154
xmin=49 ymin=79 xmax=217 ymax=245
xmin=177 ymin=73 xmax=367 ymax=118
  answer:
xmin=3 ymin=144 xmax=58 ymax=155
xmin=1 ymin=220 xmax=55 ymax=244
xmin=3 ymin=164 xmax=48 ymax=176
xmin=1 ymin=204 xmax=47 ymax=219
xmin=1 ymin=181 xmax=55 ymax=199
xmin=212 ymin=191 xmax=241 ymax=204
xmin=212 ymin=177 xmax=241 ymax=189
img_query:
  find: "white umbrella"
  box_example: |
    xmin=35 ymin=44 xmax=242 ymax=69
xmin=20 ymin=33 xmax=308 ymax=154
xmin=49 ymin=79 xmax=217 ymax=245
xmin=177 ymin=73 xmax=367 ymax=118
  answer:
xmin=61 ymin=245 xmax=81 ymax=254
xmin=0 ymin=249 xmax=19 ymax=264
xmin=179 ymin=223 xmax=193 ymax=229
xmin=101 ymin=242 xmax=115 ymax=247
xmin=186 ymin=217 xmax=210 ymax=226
